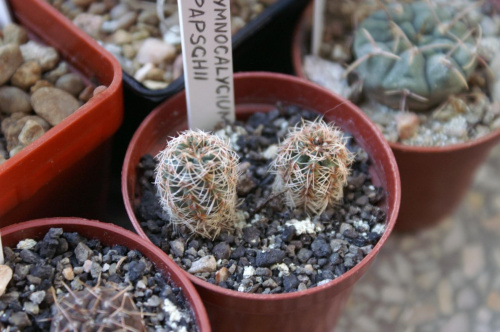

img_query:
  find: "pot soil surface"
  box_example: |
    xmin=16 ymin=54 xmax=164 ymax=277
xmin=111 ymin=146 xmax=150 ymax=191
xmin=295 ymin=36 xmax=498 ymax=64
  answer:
xmin=1 ymin=227 xmax=197 ymax=331
xmin=0 ymin=23 xmax=106 ymax=165
xmin=136 ymin=105 xmax=387 ymax=294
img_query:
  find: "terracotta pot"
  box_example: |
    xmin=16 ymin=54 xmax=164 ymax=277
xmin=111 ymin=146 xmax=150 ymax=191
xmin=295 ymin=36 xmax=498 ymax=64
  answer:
xmin=0 ymin=0 xmax=124 ymax=226
xmin=0 ymin=217 xmax=211 ymax=332
xmin=291 ymin=3 xmax=500 ymax=232
xmin=122 ymin=72 xmax=400 ymax=332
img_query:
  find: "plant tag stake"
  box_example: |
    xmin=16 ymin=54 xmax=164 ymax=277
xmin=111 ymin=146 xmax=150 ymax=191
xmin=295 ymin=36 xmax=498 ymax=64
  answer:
xmin=312 ymin=0 xmax=325 ymax=56
xmin=0 ymin=0 xmax=13 ymax=28
xmin=177 ymin=0 xmax=236 ymax=131
xmin=0 ymin=231 xmax=3 ymax=265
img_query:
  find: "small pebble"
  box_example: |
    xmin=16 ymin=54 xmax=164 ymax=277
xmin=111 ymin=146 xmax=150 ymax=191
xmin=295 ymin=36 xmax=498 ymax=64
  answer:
xmin=0 ymin=265 xmax=13 ymax=296
xmin=31 ymin=87 xmax=80 ymax=126
xmin=188 ymin=255 xmax=217 ymax=274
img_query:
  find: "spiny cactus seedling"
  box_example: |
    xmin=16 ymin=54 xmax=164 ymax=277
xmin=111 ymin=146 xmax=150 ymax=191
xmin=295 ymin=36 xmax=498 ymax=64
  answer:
xmin=155 ymin=129 xmax=240 ymax=239
xmin=270 ymin=118 xmax=354 ymax=215
xmin=350 ymin=0 xmax=480 ymax=111
xmin=51 ymin=283 xmax=145 ymax=332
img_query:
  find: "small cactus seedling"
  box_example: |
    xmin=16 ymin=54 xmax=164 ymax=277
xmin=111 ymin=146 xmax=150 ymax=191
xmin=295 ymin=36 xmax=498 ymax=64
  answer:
xmin=51 ymin=283 xmax=145 ymax=332
xmin=155 ymin=130 xmax=240 ymax=239
xmin=270 ymin=119 xmax=353 ymax=215
xmin=350 ymin=0 xmax=480 ymax=111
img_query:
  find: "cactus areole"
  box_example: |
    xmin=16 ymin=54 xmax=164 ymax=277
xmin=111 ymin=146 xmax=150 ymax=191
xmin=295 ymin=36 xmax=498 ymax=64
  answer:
xmin=352 ymin=1 xmax=478 ymax=111
xmin=155 ymin=130 xmax=240 ymax=239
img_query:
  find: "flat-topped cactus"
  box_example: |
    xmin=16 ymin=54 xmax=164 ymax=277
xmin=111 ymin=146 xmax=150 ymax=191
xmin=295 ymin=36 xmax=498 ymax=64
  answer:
xmin=271 ymin=119 xmax=353 ymax=215
xmin=51 ymin=284 xmax=145 ymax=332
xmin=351 ymin=0 xmax=479 ymax=111
xmin=155 ymin=130 xmax=240 ymax=239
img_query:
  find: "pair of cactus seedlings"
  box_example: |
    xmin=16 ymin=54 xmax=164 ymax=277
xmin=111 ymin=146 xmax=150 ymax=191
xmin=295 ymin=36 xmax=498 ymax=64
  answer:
xmin=154 ymin=118 xmax=354 ymax=239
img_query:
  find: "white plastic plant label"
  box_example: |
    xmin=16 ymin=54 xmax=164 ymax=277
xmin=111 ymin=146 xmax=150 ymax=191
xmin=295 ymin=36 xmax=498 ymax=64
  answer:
xmin=312 ymin=0 xmax=325 ymax=56
xmin=0 ymin=0 xmax=13 ymax=28
xmin=177 ymin=0 xmax=236 ymax=131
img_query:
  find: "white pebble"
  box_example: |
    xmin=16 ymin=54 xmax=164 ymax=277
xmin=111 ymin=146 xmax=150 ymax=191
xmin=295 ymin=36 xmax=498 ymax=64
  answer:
xmin=16 ymin=239 xmax=37 ymax=250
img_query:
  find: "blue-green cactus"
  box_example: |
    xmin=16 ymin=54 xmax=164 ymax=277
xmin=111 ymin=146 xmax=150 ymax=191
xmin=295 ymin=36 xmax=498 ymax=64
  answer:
xmin=351 ymin=1 xmax=479 ymax=111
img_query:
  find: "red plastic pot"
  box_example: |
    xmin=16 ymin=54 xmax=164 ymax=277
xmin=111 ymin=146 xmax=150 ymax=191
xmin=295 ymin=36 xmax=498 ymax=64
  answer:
xmin=0 ymin=217 xmax=211 ymax=331
xmin=292 ymin=3 xmax=500 ymax=232
xmin=0 ymin=0 xmax=124 ymax=226
xmin=122 ymin=72 xmax=400 ymax=332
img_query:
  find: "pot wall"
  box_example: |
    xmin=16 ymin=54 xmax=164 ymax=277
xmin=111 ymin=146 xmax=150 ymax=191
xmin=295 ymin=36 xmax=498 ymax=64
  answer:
xmin=0 ymin=0 xmax=124 ymax=225
xmin=122 ymin=72 xmax=400 ymax=332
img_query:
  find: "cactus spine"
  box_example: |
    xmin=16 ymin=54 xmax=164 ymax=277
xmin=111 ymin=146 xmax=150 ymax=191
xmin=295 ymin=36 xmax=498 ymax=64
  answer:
xmin=155 ymin=130 xmax=240 ymax=239
xmin=271 ymin=119 xmax=353 ymax=215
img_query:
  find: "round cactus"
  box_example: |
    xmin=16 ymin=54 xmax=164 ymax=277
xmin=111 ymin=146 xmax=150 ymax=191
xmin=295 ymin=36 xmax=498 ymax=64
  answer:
xmin=51 ymin=284 xmax=145 ymax=331
xmin=155 ymin=130 xmax=240 ymax=239
xmin=351 ymin=1 xmax=479 ymax=111
xmin=270 ymin=119 xmax=353 ymax=215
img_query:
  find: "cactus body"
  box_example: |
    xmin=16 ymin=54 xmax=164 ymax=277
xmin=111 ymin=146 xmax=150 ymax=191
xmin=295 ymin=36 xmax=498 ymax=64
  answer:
xmin=155 ymin=130 xmax=239 ymax=239
xmin=271 ymin=119 xmax=353 ymax=215
xmin=51 ymin=285 xmax=145 ymax=332
xmin=352 ymin=1 xmax=478 ymax=111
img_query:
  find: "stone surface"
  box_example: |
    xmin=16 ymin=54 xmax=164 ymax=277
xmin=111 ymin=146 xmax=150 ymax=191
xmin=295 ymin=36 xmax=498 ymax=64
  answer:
xmin=74 ymin=242 xmax=93 ymax=263
xmin=20 ymin=41 xmax=59 ymax=71
xmin=0 ymin=265 xmax=13 ymax=296
xmin=2 ymin=23 xmax=29 ymax=45
xmin=31 ymin=87 xmax=80 ymax=126
xmin=188 ymin=255 xmax=217 ymax=274
xmin=55 ymin=73 xmax=86 ymax=97
xmin=11 ymin=60 xmax=42 ymax=90
xmin=0 ymin=43 xmax=23 ymax=85
xmin=462 ymin=245 xmax=485 ymax=279
xmin=73 ymin=13 xmax=104 ymax=39
xmin=18 ymin=119 xmax=46 ymax=146
xmin=396 ymin=112 xmax=420 ymax=140
xmin=0 ymin=86 xmax=32 ymax=114
xmin=135 ymin=38 xmax=176 ymax=65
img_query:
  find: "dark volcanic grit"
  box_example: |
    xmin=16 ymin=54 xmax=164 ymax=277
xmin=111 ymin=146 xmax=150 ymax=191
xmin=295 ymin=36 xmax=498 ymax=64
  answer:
xmin=1 ymin=228 xmax=197 ymax=332
xmin=137 ymin=104 xmax=387 ymax=294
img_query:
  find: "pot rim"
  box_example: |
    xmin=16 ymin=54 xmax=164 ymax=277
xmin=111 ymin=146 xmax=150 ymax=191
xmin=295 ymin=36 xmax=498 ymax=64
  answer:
xmin=291 ymin=2 xmax=500 ymax=154
xmin=122 ymin=71 xmax=401 ymax=302
xmin=0 ymin=0 xmax=123 ymax=170
xmin=0 ymin=217 xmax=211 ymax=331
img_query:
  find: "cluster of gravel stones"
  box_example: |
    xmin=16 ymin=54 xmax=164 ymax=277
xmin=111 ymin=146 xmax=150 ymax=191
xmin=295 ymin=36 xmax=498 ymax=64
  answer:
xmin=304 ymin=0 xmax=500 ymax=146
xmin=0 ymin=23 xmax=106 ymax=165
xmin=137 ymin=105 xmax=387 ymax=294
xmin=0 ymin=228 xmax=197 ymax=331
xmin=48 ymin=0 xmax=277 ymax=90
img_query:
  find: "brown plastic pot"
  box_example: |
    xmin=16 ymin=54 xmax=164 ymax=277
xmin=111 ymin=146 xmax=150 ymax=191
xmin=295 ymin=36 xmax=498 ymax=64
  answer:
xmin=0 ymin=0 xmax=124 ymax=226
xmin=0 ymin=217 xmax=211 ymax=331
xmin=122 ymin=72 xmax=401 ymax=332
xmin=292 ymin=3 xmax=500 ymax=232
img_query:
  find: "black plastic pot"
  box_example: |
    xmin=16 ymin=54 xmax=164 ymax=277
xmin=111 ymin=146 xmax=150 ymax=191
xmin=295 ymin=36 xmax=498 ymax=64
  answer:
xmin=122 ymin=0 xmax=310 ymax=106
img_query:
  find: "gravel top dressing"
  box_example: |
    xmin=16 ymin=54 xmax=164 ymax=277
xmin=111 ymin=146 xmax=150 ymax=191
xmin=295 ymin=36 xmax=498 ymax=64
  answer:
xmin=0 ymin=22 xmax=105 ymax=165
xmin=47 ymin=0 xmax=278 ymax=90
xmin=136 ymin=105 xmax=387 ymax=294
xmin=0 ymin=228 xmax=197 ymax=332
